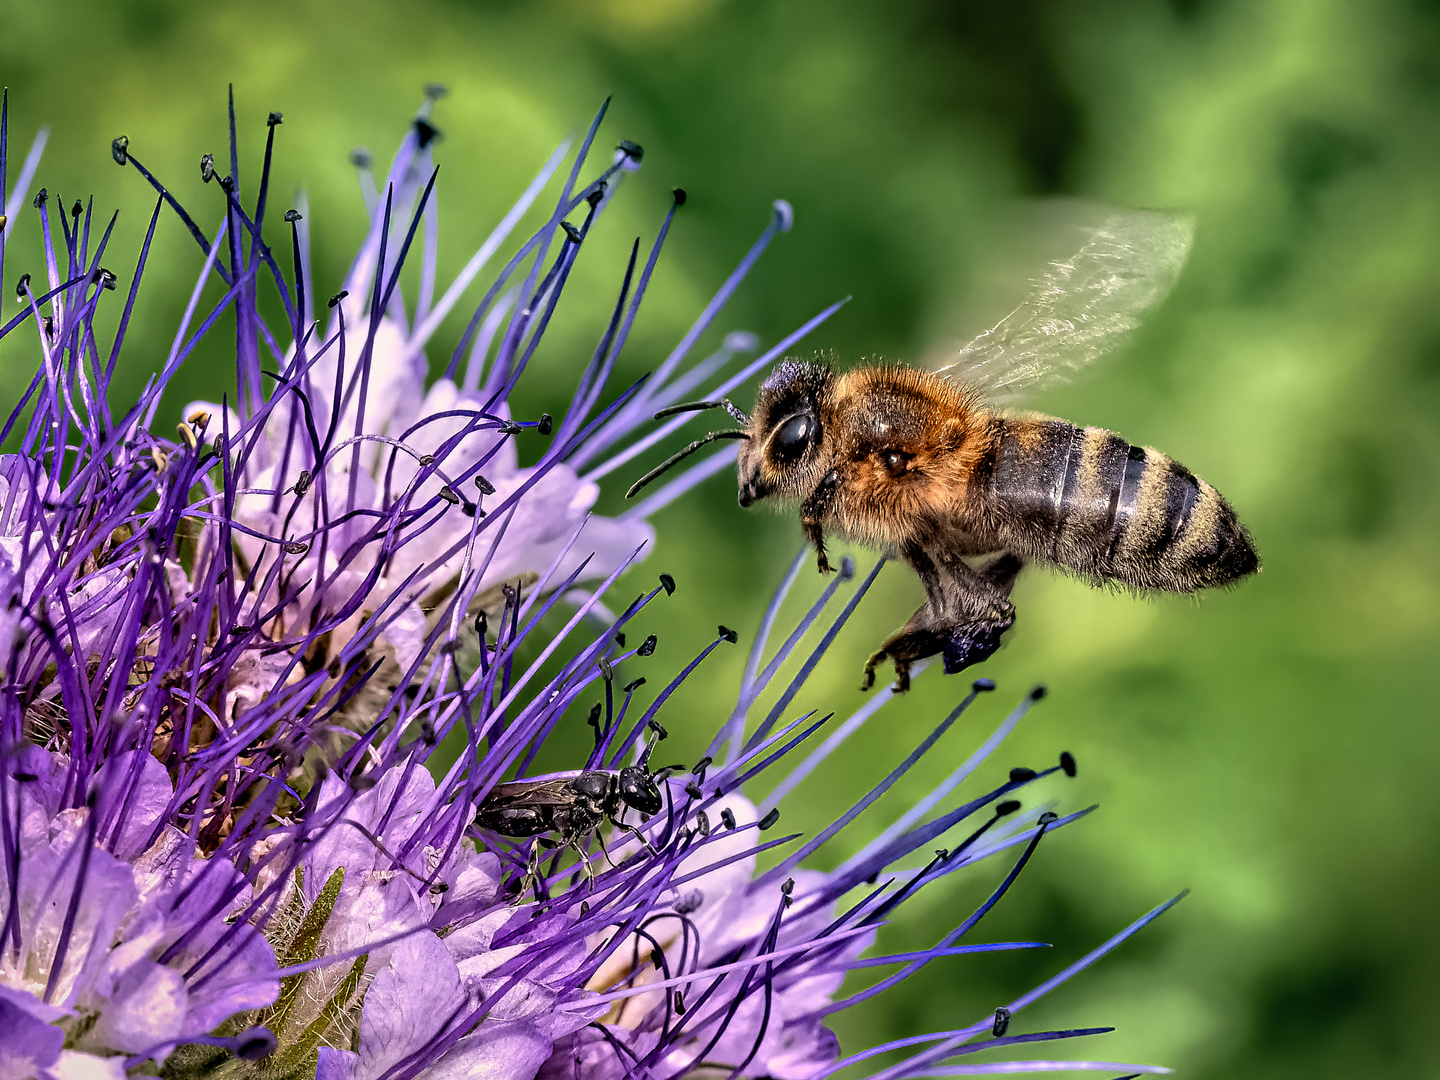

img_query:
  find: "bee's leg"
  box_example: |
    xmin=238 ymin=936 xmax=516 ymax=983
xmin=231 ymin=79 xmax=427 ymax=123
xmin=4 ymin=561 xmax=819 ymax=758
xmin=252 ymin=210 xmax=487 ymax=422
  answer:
xmin=862 ymin=546 xmax=1017 ymax=691
xmin=800 ymin=470 xmax=841 ymax=574
xmin=570 ymin=838 xmax=597 ymax=887
xmin=609 ymin=817 xmax=658 ymax=855
xmin=978 ymin=551 xmax=1024 ymax=594
xmin=517 ymin=840 xmax=551 ymax=904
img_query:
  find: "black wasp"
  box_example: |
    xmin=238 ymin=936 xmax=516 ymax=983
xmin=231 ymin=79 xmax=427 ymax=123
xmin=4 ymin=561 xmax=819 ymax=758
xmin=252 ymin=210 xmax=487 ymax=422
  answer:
xmin=476 ymin=722 xmax=677 ymax=895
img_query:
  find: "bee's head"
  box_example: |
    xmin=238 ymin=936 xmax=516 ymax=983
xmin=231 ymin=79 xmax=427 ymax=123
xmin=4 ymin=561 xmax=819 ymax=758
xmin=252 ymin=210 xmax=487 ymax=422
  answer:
xmin=616 ymin=766 xmax=664 ymax=817
xmin=737 ymin=360 xmax=834 ymax=507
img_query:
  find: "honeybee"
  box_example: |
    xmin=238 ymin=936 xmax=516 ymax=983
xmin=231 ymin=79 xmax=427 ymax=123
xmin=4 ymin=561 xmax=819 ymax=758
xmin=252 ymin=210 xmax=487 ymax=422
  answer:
xmin=627 ymin=209 xmax=1259 ymax=691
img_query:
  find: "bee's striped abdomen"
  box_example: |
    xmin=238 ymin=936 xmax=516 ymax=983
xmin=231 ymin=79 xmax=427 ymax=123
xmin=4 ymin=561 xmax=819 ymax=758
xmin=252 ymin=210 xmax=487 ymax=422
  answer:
xmin=987 ymin=419 xmax=1258 ymax=592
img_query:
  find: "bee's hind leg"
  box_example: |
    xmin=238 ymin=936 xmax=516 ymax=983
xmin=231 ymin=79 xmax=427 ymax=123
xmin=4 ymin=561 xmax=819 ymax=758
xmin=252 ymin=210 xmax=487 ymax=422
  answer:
xmin=978 ymin=552 xmax=1023 ymax=595
xmin=861 ymin=547 xmax=1019 ymax=692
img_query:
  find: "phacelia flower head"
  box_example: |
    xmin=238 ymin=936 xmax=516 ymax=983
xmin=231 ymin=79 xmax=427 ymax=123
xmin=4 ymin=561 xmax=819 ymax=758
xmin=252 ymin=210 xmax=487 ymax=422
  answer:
xmin=0 ymin=87 xmax=1177 ymax=1080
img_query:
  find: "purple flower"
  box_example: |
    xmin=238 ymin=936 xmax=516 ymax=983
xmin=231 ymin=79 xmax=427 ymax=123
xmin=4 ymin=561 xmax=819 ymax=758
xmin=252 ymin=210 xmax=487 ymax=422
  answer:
xmin=0 ymin=746 xmax=277 ymax=1070
xmin=0 ymin=87 xmax=1178 ymax=1080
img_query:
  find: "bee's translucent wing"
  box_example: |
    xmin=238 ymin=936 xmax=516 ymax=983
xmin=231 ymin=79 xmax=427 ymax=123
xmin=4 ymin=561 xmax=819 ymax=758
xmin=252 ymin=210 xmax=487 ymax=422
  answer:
xmin=932 ymin=208 xmax=1194 ymax=397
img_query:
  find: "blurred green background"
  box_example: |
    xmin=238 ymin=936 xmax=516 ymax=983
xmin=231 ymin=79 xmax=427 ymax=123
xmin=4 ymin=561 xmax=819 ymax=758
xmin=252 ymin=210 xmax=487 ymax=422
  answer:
xmin=3 ymin=0 xmax=1439 ymax=1076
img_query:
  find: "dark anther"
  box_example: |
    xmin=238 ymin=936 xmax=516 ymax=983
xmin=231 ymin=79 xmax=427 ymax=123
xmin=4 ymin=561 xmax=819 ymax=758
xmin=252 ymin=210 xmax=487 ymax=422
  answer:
xmin=758 ymin=807 xmax=780 ymax=831
xmin=1009 ymin=767 xmax=1037 ymax=783
xmin=694 ymin=809 xmax=710 ymax=834
xmin=32 ymin=188 xmax=47 ymax=210
xmin=13 ymin=771 xmax=39 ymax=783
xmin=430 ymin=881 xmax=449 ymax=894
xmin=284 ymin=208 xmax=303 ymax=223
xmin=720 ymin=808 xmax=737 ymax=830
xmin=474 ymin=610 xmax=488 ymax=637
xmin=637 ymin=634 xmax=657 ymax=657
xmin=1060 ymin=751 xmax=1077 ymax=778
xmin=674 ymin=889 xmax=704 ymax=914
xmin=419 ymin=718 xmax=437 ymax=745
xmin=672 ymin=187 xmax=687 ymax=206
xmin=780 ymin=878 xmax=795 ymax=897
xmin=218 ymin=175 xmax=235 ymax=193
xmin=865 ymin=871 xmax=880 ymax=885
xmin=425 ymin=82 xmax=449 ymax=101
xmin=972 ymin=678 xmax=996 ymax=692
xmin=538 ymin=413 xmax=553 ymax=436
xmin=673 ymin=991 xmax=686 ymax=1015
xmin=691 ymin=756 xmax=712 ymax=776
xmin=1029 ymin=684 xmax=1047 ymax=701
xmin=622 ymin=677 xmax=646 ymax=694
xmin=659 ymin=573 xmax=676 ymax=596
xmin=415 ymin=118 xmax=441 ymax=148
xmin=718 ymin=625 xmax=738 ymax=644
xmin=685 ymin=781 xmax=704 ymax=800
xmin=229 ymin=625 xmax=254 ymax=636
xmin=111 ymin=135 xmax=130 ymax=166
xmin=283 ymin=541 xmax=308 ymax=555
xmin=616 ymin=139 xmax=644 ymax=163
xmin=200 ymin=154 xmax=216 ymax=182
xmin=475 ymin=475 xmax=496 ymax=495
xmin=70 ymin=199 xmax=82 ymax=219
xmin=234 ymin=1026 xmax=278 ymax=1061
xmin=586 ymin=181 xmax=607 ymax=208
xmin=578 ymin=899 xmax=589 ymax=917
xmin=992 ymin=1007 xmax=1011 ymax=1038
xmin=98 ymin=268 xmax=117 ymax=290
xmin=267 ymin=111 xmax=284 ymax=127
xmin=292 ymin=469 xmax=312 ymax=496
xmin=614 ymin=632 xmax=626 ymax=648
xmin=1038 ymin=811 xmax=1059 ymax=826
xmin=350 ymin=148 xmax=372 ymax=169
xmin=935 ymin=848 xmax=950 ymax=860
xmin=648 ymin=720 xmax=668 ymax=740
xmin=587 ymin=702 xmax=602 ymax=729
xmin=995 ymin=799 xmax=1021 ymax=816
xmin=42 ymin=315 xmax=53 ymax=339
xmin=499 ymin=420 xmax=522 ymax=435
xmin=438 ymin=485 xmax=460 ymax=505
xmin=15 ymin=273 xmax=30 ymax=298
xmin=461 ymin=500 xmax=479 ymax=517
xmin=561 ymin=221 xmax=582 ymax=244
xmin=328 ymin=291 xmax=348 ymax=308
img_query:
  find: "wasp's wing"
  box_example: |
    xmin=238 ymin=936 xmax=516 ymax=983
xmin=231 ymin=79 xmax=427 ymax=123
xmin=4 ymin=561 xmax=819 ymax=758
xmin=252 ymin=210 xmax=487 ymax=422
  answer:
xmin=481 ymin=779 xmax=577 ymax=808
xmin=932 ymin=208 xmax=1194 ymax=398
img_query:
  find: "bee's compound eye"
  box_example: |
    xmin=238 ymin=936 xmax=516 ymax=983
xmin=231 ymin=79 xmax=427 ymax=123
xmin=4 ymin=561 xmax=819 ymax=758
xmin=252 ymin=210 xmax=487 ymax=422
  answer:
xmin=771 ymin=413 xmax=814 ymax=463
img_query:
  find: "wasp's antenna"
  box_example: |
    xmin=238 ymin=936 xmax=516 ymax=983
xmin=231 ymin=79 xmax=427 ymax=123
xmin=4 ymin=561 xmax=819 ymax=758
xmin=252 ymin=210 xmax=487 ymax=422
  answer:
xmin=654 ymin=398 xmax=750 ymax=424
xmin=625 ymin=429 xmax=749 ymax=499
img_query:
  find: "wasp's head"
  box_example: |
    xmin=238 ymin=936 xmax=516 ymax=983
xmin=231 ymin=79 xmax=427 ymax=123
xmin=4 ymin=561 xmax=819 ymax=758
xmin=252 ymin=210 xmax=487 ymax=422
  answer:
xmin=616 ymin=766 xmax=664 ymax=816
xmin=737 ymin=360 xmax=834 ymax=507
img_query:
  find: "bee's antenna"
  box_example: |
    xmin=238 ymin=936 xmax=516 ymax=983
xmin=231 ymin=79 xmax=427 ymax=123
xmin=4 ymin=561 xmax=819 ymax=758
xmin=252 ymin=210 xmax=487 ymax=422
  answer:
xmin=625 ymin=430 xmax=749 ymax=499
xmin=654 ymin=399 xmax=750 ymax=424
